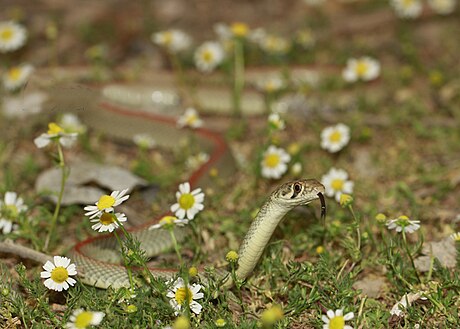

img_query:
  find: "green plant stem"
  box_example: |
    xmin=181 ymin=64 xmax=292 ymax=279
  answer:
xmin=113 ymin=230 xmax=136 ymax=290
xmin=402 ymin=230 xmax=421 ymax=284
xmin=348 ymin=205 xmax=361 ymax=251
xmin=44 ymin=142 xmax=67 ymax=251
xmin=170 ymin=52 xmax=199 ymax=109
xmin=168 ymin=228 xmax=183 ymax=265
xmin=233 ymin=38 xmax=245 ymax=117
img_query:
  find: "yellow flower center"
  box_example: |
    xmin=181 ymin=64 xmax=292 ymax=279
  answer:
xmin=264 ymin=153 xmax=280 ymax=168
xmin=163 ymin=31 xmax=173 ymax=46
xmin=99 ymin=213 xmax=115 ymax=225
xmin=396 ymin=215 xmax=410 ymax=226
xmin=97 ymin=195 xmax=115 ymax=210
xmin=355 ymin=61 xmax=368 ymax=76
xmin=159 ymin=215 xmax=176 ymax=226
xmin=329 ymin=131 xmax=342 ymax=143
xmin=231 ymin=22 xmax=249 ymax=37
xmin=74 ymin=311 xmax=93 ymax=329
xmin=202 ymin=49 xmax=214 ymax=63
xmin=329 ymin=315 xmax=345 ymax=329
xmin=0 ymin=28 xmax=13 ymax=41
xmin=4 ymin=204 xmax=19 ymax=218
xmin=50 ymin=266 xmax=69 ymax=284
xmin=403 ymin=0 xmax=415 ymax=6
xmin=8 ymin=67 xmax=21 ymax=81
xmin=175 ymin=287 xmax=193 ymax=305
xmin=266 ymin=81 xmax=277 ymax=93
xmin=178 ymin=193 xmax=195 ymax=210
xmin=47 ymin=122 xmax=63 ymax=135
xmin=331 ymin=179 xmax=344 ymax=191
xmin=185 ymin=113 xmax=198 ymax=125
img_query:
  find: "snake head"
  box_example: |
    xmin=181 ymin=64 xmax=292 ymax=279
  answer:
xmin=273 ymin=179 xmax=326 ymax=209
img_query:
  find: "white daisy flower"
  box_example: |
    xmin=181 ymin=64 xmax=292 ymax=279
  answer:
xmin=0 ymin=21 xmax=27 ymax=53
xmin=258 ymin=34 xmax=290 ymax=56
xmin=0 ymin=191 xmax=27 ymax=218
xmin=133 ymin=133 xmax=156 ymax=149
xmin=58 ymin=113 xmax=87 ymax=134
xmin=0 ymin=191 xmax=27 ymax=234
xmin=291 ymin=162 xmax=302 ymax=176
xmin=40 ymin=256 xmax=77 ymax=292
xmin=386 ymin=215 xmax=420 ymax=233
xmin=2 ymin=92 xmax=47 ymax=118
xmin=166 ymin=277 xmax=204 ymax=315
xmin=34 ymin=122 xmax=79 ymax=149
xmin=214 ymin=22 xmax=250 ymax=40
xmin=321 ymin=168 xmax=354 ymax=202
xmin=3 ymin=64 xmax=34 ymax=91
xmin=261 ymin=145 xmax=291 ymax=179
xmin=390 ymin=0 xmax=423 ymax=19
xmin=194 ymin=41 xmax=225 ymax=73
xmin=322 ymin=309 xmax=354 ymax=329
xmin=428 ymin=0 xmax=456 ymax=15
xmin=149 ymin=215 xmax=188 ymax=230
xmin=295 ymin=28 xmax=316 ymax=49
xmin=185 ymin=152 xmax=210 ymax=170
xmin=256 ymin=76 xmax=285 ymax=94
xmin=177 ymin=108 xmax=203 ymax=129
xmin=66 ymin=309 xmax=105 ymax=329
xmin=268 ymin=113 xmax=285 ymax=130
xmin=171 ymin=182 xmax=205 ymax=220
xmin=0 ymin=219 xmax=17 ymax=234
xmin=320 ymin=123 xmax=351 ymax=153
xmin=152 ymin=29 xmax=191 ymax=53
xmin=342 ymin=57 xmax=380 ymax=83
xmin=450 ymin=232 xmax=460 ymax=242
xmin=84 ymin=189 xmax=130 ymax=219
xmin=90 ymin=212 xmax=127 ymax=233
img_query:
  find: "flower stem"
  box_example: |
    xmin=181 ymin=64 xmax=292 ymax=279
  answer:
xmin=168 ymin=228 xmax=183 ymax=265
xmin=170 ymin=52 xmax=200 ymax=109
xmin=44 ymin=143 xmax=67 ymax=251
xmin=348 ymin=205 xmax=361 ymax=252
xmin=113 ymin=230 xmax=136 ymax=290
xmin=402 ymin=230 xmax=421 ymax=284
xmin=233 ymin=38 xmax=245 ymax=117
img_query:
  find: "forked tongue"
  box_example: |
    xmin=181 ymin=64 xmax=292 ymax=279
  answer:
xmin=318 ymin=192 xmax=326 ymax=223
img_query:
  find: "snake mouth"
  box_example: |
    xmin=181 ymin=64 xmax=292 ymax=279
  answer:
xmin=317 ymin=192 xmax=326 ymax=222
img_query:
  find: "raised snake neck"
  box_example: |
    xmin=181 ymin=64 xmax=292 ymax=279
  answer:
xmin=46 ymin=83 xmax=326 ymax=289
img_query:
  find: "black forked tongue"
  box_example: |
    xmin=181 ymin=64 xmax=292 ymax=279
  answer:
xmin=318 ymin=192 xmax=326 ymax=222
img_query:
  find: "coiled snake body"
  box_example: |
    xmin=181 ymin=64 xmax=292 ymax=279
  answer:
xmin=47 ymin=81 xmax=327 ymax=289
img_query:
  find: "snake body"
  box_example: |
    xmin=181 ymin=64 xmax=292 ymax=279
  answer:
xmin=73 ymin=177 xmax=325 ymax=289
xmin=45 ymin=79 xmax=326 ymax=288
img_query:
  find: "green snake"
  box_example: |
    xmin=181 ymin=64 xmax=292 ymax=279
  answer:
xmin=44 ymin=79 xmax=327 ymax=289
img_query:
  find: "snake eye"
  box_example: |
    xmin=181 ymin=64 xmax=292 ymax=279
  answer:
xmin=290 ymin=182 xmax=302 ymax=198
xmin=294 ymin=183 xmax=302 ymax=193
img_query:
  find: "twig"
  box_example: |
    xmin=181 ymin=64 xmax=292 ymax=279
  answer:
xmin=0 ymin=240 xmax=52 ymax=264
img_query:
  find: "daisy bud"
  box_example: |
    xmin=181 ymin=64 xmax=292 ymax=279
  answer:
xmin=226 ymin=250 xmax=239 ymax=263
xmin=339 ymin=194 xmax=353 ymax=207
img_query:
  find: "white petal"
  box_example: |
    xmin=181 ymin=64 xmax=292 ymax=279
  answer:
xmin=344 ymin=312 xmax=354 ymax=320
xmin=67 ymin=277 xmax=77 ymax=286
xmin=43 ymin=260 xmax=55 ymax=272
xmin=326 ymin=309 xmax=335 ymax=319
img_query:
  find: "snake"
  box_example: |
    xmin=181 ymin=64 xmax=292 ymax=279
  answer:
xmin=63 ymin=86 xmax=326 ymax=289
xmin=39 ymin=72 xmax=327 ymax=289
